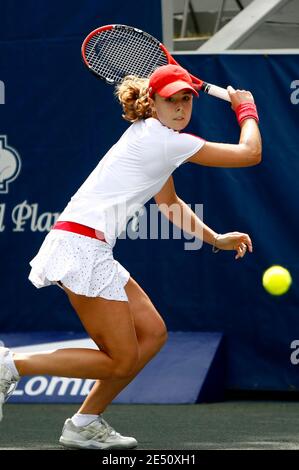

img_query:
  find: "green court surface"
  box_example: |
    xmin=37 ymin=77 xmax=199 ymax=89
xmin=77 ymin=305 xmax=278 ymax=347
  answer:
xmin=1 ymin=401 xmax=299 ymax=450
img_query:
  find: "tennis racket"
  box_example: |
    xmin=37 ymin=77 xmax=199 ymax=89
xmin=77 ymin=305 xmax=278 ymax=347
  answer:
xmin=81 ymin=24 xmax=230 ymax=102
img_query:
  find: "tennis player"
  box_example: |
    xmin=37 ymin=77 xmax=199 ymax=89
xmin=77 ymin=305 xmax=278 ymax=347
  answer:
xmin=0 ymin=64 xmax=261 ymax=449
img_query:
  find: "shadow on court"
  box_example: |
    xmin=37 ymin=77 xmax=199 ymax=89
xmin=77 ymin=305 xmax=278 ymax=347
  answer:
xmin=1 ymin=401 xmax=299 ymax=450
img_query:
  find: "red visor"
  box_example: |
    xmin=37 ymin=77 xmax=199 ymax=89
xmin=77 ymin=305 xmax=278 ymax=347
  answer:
xmin=149 ymin=64 xmax=198 ymax=98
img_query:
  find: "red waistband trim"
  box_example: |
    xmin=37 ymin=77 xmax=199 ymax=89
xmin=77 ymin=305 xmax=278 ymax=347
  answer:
xmin=52 ymin=221 xmax=106 ymax=242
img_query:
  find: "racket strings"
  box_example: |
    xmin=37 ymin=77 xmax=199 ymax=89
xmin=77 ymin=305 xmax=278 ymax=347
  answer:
xmin=84 ymin=28 xmax=168 ymax=83
xmin=87 ymin=30 xmax=164 ymax=79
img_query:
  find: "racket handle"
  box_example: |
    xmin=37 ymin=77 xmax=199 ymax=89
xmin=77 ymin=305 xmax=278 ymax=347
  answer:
xmin=167 ymin=56 xmax=230 ymax=102
xmin=202 ymin=82 xmax=231 ymax=102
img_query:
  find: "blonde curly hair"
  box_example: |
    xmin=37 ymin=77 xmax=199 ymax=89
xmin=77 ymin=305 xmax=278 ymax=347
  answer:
xmin=115 ymin=75 xmax=152 ymax=122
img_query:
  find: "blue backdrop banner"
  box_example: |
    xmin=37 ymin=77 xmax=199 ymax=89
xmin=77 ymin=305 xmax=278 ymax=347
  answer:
xmin=0 ymin=2 xmax=299 ymax=391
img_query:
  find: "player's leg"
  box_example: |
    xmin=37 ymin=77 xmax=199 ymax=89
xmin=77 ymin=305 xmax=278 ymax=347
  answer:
xmin=77 ymin=276 xmax=167 ymax=414
xmin=1 ymin=291 xmax=140 ymax=436
xmin=59 ymin=276 xmax=167 ymax=449
xmin=12 ymin=294 xmax=139 ymax=380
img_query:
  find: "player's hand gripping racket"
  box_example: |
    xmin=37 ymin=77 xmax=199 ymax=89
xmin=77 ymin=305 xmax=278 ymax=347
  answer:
xmin=81 ymin=24 xmax=230 ymax=102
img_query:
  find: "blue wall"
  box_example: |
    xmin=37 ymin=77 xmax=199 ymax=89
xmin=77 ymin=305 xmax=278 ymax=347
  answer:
xmin=1 ymin=1 xmax=299 ymax=390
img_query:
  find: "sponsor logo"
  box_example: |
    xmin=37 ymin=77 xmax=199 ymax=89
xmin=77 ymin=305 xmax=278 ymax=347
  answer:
xmin=0 ymin=136 xmax=21 ymax=194
xmin=0 ymin=200 xmax=60 ymax=233
xmin=290 ymin=340 xmax=299 ymax=365
xmin=0 ymin=136 xmax=60 ymax=233
xmin=290 ymin=80 xmax=299 ymax=105
xmin=11 ymin=376 xmax=95 ymax=403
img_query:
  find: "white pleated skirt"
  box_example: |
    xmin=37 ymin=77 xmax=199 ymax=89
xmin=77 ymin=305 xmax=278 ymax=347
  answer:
xmin=28 ymin=229 xmax=130 ymax=301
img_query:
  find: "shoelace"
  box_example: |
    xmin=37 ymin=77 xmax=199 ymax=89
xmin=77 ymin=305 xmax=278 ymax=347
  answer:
xmin=100 ymin=417 xmax=118 ymax=436
xmin=88 ymin=419 xmax=115 ymax=441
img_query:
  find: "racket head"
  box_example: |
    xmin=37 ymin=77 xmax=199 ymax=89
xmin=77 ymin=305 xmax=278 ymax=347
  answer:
xmin=81 ymin=24 xmax=171 ymax=85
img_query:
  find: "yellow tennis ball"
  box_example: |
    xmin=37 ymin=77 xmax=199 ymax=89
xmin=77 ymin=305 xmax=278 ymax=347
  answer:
xmin=262 ymin=265 xmax=292 ymax=296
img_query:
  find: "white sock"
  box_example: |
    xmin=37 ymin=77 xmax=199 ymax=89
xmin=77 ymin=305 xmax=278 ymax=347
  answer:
xmin=71 ymin=413 xmax=100 ymax=427
xmin=4 ymin=350 xmax=20 ymax=379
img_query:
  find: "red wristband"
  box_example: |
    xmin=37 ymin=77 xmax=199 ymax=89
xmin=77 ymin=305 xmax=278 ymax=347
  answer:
xmin=235 ymin=102 xmax=259 ymax=126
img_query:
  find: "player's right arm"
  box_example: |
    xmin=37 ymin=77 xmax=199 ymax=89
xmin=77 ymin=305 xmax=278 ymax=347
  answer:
xmin=188 ymin=87 xmax=262 ymax=168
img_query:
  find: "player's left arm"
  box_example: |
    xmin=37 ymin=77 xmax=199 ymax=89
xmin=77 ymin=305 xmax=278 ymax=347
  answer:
xmin=154 ymin=176 xmax=252 ymax=259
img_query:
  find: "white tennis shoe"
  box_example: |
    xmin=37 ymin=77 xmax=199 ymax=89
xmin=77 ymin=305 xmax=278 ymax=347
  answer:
xmin=0 ymin=347 xmax=19 ymax=422
xmin=59 ymin=416 xmax=138 ymax=450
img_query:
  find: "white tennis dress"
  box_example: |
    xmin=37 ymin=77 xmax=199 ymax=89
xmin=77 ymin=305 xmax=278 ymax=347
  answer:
xmin=29 ymin=118 xmax=204 ymax=300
